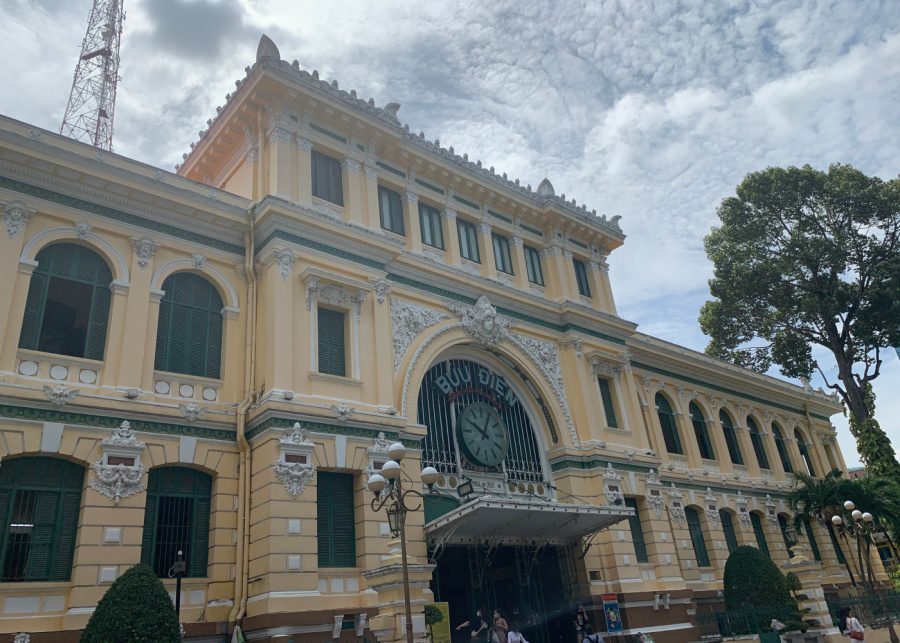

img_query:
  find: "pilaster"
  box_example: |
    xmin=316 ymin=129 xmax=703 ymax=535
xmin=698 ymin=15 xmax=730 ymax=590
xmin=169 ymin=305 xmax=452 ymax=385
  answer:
xmin=442 ymin=209 xmax=461 ymax=265
xmin=363 ymin=164 xmax=381 ymax=229
xmin=511 ymin=236 xmax=527 ymax=289
xmin=541 ymin=245 xmax=569 ymax=301
xmin=404 ymin=193 xmax=422 ymax=254
xmin=477 ymin=222 xmax=497 ymax=280
xmin=266 ymin=120 xmax=296 ymax=200
xmin=115 ymin=243 xmax=155 ymax=389
xmin=342 ymin=158 xmax=365 ymax=225
xmin=296 ymin=136 xmax=313 ymax=207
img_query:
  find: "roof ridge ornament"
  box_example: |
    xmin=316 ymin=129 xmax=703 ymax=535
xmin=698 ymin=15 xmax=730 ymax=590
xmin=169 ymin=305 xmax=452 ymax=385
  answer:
xmin=536 ymin=178 xmax=555 ymax=197
xmin=257 ymin=34 xmax=280 ymax=62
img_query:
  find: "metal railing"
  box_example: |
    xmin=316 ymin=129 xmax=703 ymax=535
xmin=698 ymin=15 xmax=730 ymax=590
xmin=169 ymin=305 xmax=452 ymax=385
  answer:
xmin=826 ymin=590 xmax=900 ymax=629
xmin=696 ymin=605 xmax=798 ymax=641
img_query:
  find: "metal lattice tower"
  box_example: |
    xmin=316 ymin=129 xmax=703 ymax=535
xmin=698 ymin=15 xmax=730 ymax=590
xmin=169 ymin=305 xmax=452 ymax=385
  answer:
xmin=60 ymin=0 xmax=125 ymax=151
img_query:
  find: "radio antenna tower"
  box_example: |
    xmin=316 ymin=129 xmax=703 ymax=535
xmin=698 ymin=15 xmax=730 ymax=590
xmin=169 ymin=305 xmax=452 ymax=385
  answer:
xmin=60 ymin=0 xmax=125 ymax=151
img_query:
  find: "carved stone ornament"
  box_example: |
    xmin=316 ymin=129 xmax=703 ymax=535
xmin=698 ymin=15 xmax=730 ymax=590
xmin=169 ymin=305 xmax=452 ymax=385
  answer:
xmin=735 ymin=491 xmax=751 ymax=527
xmin=273 ymin=422 xmax=316 ymax=497
xmin=667 ymin=484 xmax=686 ymax=528
xmin=75 ymin=222 xmax=93 ymax=240
xmin=647 ymin=489 xmax=665 ymax=519
xmin=2 ymin=201 xmax=32 ymax=238
xmin=14 ymin=634 xmax=30 ymax=643
xmin=316 ymin=282 xmax=365 ymax=321
xmin=89 ymin=421 xmax=146 ymax=503
xmin=704 ymin=487 xmax=720 ymax=526
xmin=179 ymin=403 xmax=207 ymax=421
xmin=372 ymin=278 xmax=391 ymax=304
xmin=273 ymin=248 xmax=296 ymax=281
xmin=765 ymin=494 xmax=779 ymax=524
xmin=646 ymin=468 xmax=660 ymax=485
xmin=370 ymin=431 xmax=390 ymax=455
xmin=603 ymin=464 xmax=624 ymax=506
xmin=130 ymin=237 xmax=160 ymax=268
xmin=43 ymin=384 xmax=78 ymax=407
xmin=391 ymin=299 xmax=449 ymax=372
xmin=191 ymin=253 xmax=206 ymax=270
xmin=449 ymin=296 xmax=513 ymax=346
xmin=331 ymin=402 xmax=354 ymax=422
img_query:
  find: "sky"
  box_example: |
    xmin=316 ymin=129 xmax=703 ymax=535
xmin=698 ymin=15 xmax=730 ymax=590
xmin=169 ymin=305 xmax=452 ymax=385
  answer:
xmin=1 ymin=0 xmax=898 ymax=468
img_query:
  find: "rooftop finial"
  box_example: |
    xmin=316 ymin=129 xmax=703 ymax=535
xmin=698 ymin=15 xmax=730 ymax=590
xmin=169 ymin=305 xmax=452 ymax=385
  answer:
xmin=257 ymin=34 xmax=280 ymax=62
xmin=537 ymin=178 xmax=555 ymax=197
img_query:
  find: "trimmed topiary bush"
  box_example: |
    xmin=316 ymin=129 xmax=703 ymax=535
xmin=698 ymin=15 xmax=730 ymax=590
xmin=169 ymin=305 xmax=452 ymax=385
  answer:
xmin=723 ymin=546 xmax=793 ymax=610
xmin=81 ymin=564 xmax=180 ymax=643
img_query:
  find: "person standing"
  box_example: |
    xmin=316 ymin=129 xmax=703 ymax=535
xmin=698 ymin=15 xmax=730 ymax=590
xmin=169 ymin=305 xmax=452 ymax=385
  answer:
xmin=456 ymin=608 xmax=489 ymax=642
xmin=507 ymin=621 xmax=529 ymax=643
xmin=574 ymin=605 xmax=589 ymax=643
xmin=839 ymin=607 xmax=865 ymax=641
xmin=493 ymin=610 xmax=509 ymax=643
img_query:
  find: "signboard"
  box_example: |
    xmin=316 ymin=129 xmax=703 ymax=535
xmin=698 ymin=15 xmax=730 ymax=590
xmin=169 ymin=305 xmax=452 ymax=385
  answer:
xmin=426 ymin=602 xmax=452 ymax=643
xmin=601 ymin=593 xmax=623 ymax=634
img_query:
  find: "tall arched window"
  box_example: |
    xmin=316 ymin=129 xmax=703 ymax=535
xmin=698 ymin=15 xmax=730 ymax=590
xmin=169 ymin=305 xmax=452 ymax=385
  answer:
xmin=685 ymin=507 xmax=710 ymax=567
xmin=772 ymin=424 xmax=793 ymax=474
xmin=689 ymin=402 xmax=715 ymax=460
xmin=655 ymin=394 xmax=683 ymax=455
xmin=719 ymin=410 xmax=744 ymax=465
xmin=747 ymin=417 xmax=770 ymax=470
xmin=0 ymin=457 xmax=83 ymax=581
xmin=141 ymin=467 xmax=211 ymax=578
xmin=750 ymin=512 xmax=770 ymax=557
xmin=795 ymin=429 xmax=817 ymax=477
xmin=720 ymin=508 xmax=739 ymax=554
xmin=19 ymin=243 xmax=112 ymax=360
xmin=154 ymin=273 xmax=224 ymax=378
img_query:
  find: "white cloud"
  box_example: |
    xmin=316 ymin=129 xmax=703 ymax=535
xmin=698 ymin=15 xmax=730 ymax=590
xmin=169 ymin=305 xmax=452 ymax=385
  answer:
xmin=1 ymin=0 xmax=898 ymax=466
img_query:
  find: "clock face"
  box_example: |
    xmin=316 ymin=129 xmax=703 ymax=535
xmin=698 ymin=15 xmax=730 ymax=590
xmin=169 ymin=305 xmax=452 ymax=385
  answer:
xmin=457 ymin=403 xmax=509 ymax=467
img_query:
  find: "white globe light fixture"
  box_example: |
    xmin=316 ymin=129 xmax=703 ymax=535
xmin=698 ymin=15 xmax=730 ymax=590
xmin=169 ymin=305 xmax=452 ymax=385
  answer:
xmin=367 ymin=473 xmax=387 ymax=494
xmin=862 ymin=512 xmax=874 ymax=523
xmin=388 ymin=442 xmax=406 ymax=462
xmin=420 ymin=466 xmax=439 ymax=490
xmin=852 ymin=509 xmax=863 ymax=521
xmin=844 ymin=500 xmax=856 ymax=512
xmin=381 ymin=460 xmax=401 ymax=480
xmin=832 ymin=515 xmax=843 ymax=526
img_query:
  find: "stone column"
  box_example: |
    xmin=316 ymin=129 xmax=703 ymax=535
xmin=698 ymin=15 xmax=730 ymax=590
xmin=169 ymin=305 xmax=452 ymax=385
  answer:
xmin=404 ymin=192 xmax=422 ymax=253
xmin=264 ymin=249 xmax=296 ymax=395
xmin=0 ymin=201 xmax=32 ymax=368
xmin=100 ymin=284 xmax=130 ymax=383
xmin=115 ymin=238 xmax=158 ymax=389
xmin=705 ymin=416 xmax=734 ymax=476
xmin=586 ymin=259 xmax=616 ymax=314
xmin=562 ymin=249 xmax=579 ymax=301
xmin=541 ymin=246 xmax=570 ymax=301
xmin=266 ymin=121 xmax=296 ymax=200
xmin=511 ymin=236 xmax=528 ymax=289
xmin=296 ymin=136 xmax=313 ymax=207
xmin=0 ymin=256 xmax=36 ymax=374
xmin=363 ymin=163 xmax=381 ymax=229
xmin=442 ymin=209 xmax=461 ymax=265
xmin=477 ymin=222 xmax=497 ymax=280
xmin=342 ymin=158 xmax=365 ymax=225
xmin=672 ymin=391 xmax=704 ymax=471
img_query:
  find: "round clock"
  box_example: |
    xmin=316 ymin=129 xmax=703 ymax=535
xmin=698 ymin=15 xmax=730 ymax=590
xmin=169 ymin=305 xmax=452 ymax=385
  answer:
xmin=456 ymin=403 xmax=509 ymax=467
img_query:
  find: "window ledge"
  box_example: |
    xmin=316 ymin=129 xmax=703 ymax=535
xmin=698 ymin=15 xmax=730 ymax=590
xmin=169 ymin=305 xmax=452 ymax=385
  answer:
xmin=0 ymin=581 xmax=73 ymax=591
xmin=17 ymin=349 xmax=103 ymax=368
xmin=310 ymin=372 xmax=362 ymax=387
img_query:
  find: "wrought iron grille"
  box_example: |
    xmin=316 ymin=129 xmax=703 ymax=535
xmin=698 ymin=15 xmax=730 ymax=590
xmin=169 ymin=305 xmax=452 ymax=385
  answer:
xmin=418 ymin=359 xmax=546 ymax=483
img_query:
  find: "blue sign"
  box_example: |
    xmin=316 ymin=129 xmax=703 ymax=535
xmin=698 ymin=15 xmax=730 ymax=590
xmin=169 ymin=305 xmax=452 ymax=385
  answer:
xmin=602 ymin=594 xmax=623 ymax=634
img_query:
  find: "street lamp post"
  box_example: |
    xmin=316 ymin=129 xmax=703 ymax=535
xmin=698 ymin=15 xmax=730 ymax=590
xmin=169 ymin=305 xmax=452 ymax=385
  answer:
xmin=832 ymin=501 xmax=898 ymax=643
xmin=171 ymin=549 xmax=186 ymax=640
xmin=366 ymin=442 xmax=439 ymax=643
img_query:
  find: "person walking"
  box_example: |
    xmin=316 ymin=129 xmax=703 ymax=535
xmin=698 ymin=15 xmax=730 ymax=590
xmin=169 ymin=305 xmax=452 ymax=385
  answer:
xmin=493 ymin=609 xmax=509 ymax=643
xmin=839 ymin=607 xmax=865 ymax=641
xmin=506 ymin=621 xmax=529 ymax=643
xmin=574 ymin=605 xmax=589 ymax=643
xmin=456 ymin=608 xmax=490 ymax=642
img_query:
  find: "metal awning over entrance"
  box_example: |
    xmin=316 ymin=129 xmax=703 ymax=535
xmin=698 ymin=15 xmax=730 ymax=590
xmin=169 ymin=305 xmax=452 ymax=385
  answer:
xmin=425 ymin=496 xmax=633 ymax=547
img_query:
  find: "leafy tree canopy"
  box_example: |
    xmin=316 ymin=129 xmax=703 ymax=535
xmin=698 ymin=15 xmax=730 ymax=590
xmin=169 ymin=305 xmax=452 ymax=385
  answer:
xmin=700 ymin=163 xmax=900 ymax=476
xmin=723 ymin=546 xmax=794 ymax=610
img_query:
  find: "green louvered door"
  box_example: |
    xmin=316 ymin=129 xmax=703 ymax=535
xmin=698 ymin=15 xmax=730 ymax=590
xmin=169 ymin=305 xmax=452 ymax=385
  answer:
xmin=317 ymin=308 xmax=346 ymax=377
xmin=317 ymin=472 xmax=356 ymax=568
xmin=155 ymin=273 xmax=223 ymax=378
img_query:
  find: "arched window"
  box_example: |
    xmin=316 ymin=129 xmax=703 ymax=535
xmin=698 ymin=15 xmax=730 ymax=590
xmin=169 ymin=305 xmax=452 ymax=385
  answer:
xmin=141 ymin=467 xmax=211 ymax=578
xmin=719 ymin=410 xmax=744 ymax=465
xmin=685 ymin=507 xmax=710 ymax=567
xmin=19 ymin=243 xmax=112 ymax=360
xmin=772 ymin=424 xmax=793 ymax=474
xmin=747 ymin=417 xmax=770 ymax=470
xmin=750 ymin=512 xmax=770 ymax=557
xmin=0 ymin=457 xmax=83 ymax=581
xmin=689 ymin=402 xmax=715 ymax=460
xmin=720 ymin=508 xmax=739 ymax=554
xmin=778 ymin=514 xmax=794 ymax=558
xmin=154 ymin=273 xmax=224 ymax=378
xmin=795 ymin=430 xmax=817 ymax=477
xmin=655 ymin=394 xmax=683 ymax=455
xmin=801 ymin=517 xmax=822 ymax=561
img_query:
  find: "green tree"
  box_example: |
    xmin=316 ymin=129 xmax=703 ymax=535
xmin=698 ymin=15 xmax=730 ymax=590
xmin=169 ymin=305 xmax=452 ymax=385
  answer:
xmin=81 ymin=564 xmax=180 ymax=643
xmin=724 ymin=546 xmax=794 ymax=610
xmin=700 ymin=164 xmax=900 ymax=478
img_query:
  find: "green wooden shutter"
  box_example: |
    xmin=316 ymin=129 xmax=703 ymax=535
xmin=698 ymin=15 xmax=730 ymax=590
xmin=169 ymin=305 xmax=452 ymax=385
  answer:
xmin=685 ymin=507 xmax=710 ymax=567
xmin=23 ymin=490 xmax=59 ymax=580
xmin=0 ymin=489 xmax=10 ymax=575
xmin=140 ymin=493 xmax=157 ymax=568
xmin=721 ymin=510 xmax=739 ymax=554
xmin=84 ymin=282 xmax=111 ymax=360
xmin=720 ymin=411 xmax=744 ymax=465
xmin=190 ymin=494 xmax=211 ymax=577
xmin=623 ymin=498 xmax=648 ymax=563
xmin=317 ymin=308 xmax=346 ymax=377
xmin=317 ymin=472 xmax=356 ymax=567
xmin=598 ymin=378 xmax=618 ymax=428
xmin=154 ymin=297 xmax=171 ymax=368
xmin=751 ymin=512 xmax=770 ymax=557
xmin=18 ymin=271 xmax=49 ymax=350
xmin=206 ymin=311 xmax=223 ymax=379
xmin=690 ymin=403 xmax=715 ymax=460
xmin=51 ymin=490 xmax=81 ymax=581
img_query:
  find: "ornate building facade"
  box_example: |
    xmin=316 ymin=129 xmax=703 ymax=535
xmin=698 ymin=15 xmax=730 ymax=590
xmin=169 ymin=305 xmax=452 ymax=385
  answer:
xmin=0 ymin=35 xmax=865 ymax=642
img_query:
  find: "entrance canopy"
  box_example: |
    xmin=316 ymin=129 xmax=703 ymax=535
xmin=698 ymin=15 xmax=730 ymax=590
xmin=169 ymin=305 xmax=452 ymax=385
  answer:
xmin=425 ymin=496 xmax=633 ymax=547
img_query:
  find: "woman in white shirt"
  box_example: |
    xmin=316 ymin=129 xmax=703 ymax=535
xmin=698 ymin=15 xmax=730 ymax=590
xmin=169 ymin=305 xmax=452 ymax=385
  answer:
xmin=839 ymin=607 xmax=865 ymax=641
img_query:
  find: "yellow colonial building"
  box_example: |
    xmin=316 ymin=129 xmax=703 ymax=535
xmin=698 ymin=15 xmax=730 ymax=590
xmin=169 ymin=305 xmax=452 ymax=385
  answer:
xmin=0 ymin=35 xmax=864 ymax=643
